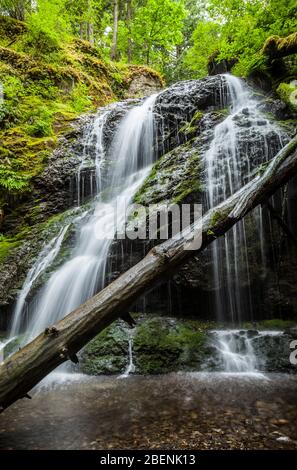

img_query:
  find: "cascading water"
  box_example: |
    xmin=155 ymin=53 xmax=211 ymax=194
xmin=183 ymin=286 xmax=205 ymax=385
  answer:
xmin=4 ymin=75 xmax=289 ymax=378
xmin=205 ymin=74 xmax=285 ymax=323
xmin=9 ymin=94 xmax=157 ymax=345
xmin=210 ymin=329 xmax=283 ymax=374
xmin=9 ymin=225 xmax=70 ymax=337
xmin=119 ymin=329 xmax=136 ymax=379
xmin=211 ymin=330 xmax=258 ymax=373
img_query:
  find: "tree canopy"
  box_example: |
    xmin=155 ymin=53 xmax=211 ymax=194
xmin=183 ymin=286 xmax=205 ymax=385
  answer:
xmin=0 ymin=0 xmax=296 ymax=81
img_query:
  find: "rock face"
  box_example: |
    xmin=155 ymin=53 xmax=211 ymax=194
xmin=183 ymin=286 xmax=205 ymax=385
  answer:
xmin=79 ymin=317 xmax=297 ymax=375
xmin=125 ymin=73 xmax=163 ymax=99
xmin=0 ymin=74 xmax=297 ymax=327
xmin=110 ymin=77 xmax=297 ymax=321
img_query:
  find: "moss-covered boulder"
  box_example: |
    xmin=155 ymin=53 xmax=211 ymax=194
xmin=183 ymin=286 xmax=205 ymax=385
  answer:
xmin=133 ymin=317 xmax=209 ymax=374
xmin=79 ymin=316 xmax=212 ymax=376
xmin=277 ymin=81 xmax=297 ymax=113
xmin=79 ymin=321 xmax=129 ymax=375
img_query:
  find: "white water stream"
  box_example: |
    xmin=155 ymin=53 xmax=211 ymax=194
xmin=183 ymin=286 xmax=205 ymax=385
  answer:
xmin=8 ymin=94 xmax=157 ymax=346
xmin=205 ymin=74 xmax=285 ymax=323
xmin=211 ymin=329 xmax=282 ymax=374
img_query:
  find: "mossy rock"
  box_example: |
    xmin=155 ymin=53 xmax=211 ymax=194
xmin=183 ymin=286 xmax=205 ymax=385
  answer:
xmin=79 ymin=321 xmax=130 ymax=375
xmin=78 ymin=316 xmax=212 ymax=376
xmin=133 ymin=316 xmax=208 ymax=374
xmin=134 ymin=144 xmax=202 ymax=206
xmin=276 ymin=82 xmax=297 ymax=113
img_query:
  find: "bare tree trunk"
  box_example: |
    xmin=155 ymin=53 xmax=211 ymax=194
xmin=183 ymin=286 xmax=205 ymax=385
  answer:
xmin=126 ymin=0 xmax=133 ymax=62
xmin=87 ymin=22 xmax=94 ymax=45
xmin=80 ymin=21 xmax=85 ymax=40
xmin=111 ymin=0 xmax=119 ymax=60
xmin=0 ymin=137 xmax=297 ymax=412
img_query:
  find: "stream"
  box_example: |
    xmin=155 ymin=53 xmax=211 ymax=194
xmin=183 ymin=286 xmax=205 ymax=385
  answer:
xmin=0 ymin=373 xmax=296 ymax=450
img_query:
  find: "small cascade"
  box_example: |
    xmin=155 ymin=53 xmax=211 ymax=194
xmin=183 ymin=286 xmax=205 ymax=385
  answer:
xmin=205 ymin=74 xmax=286 ymax=322
xmin=77 ymin=107 xmax=114 ymax=205
xmin=119 ymin=329 xmax=136 ymax=378
xmin=210 ymin=329 xmax=283 ymax=374
xmin=9 ymin=225 xmax=70 ymax=337
xmin=211 ymin=330 xmax=258 ymax=373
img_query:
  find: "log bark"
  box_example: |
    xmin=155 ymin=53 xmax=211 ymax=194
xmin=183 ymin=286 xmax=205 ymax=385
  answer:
xmin=0 ymin=136 xmax=297 ymax=411
xmin=262 ymin=33 xmax=297 ymax=60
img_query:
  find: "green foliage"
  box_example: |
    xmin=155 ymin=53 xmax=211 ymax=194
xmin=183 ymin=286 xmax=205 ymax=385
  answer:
xmin=183 ymin=21 xmax=221 ymax=78
xmin=184 ymin=0 xmax=297 ymax=78
xmin=131 ymin=0 xmax=186 ymax=68
xmin=70 ymin=82 xmax=93 ymax=113
xmin=0 ymin=165 xmax=30 ymax=192
xmin=26 ymin=108 xmax=54 ymax=137
xmin=277 ymin=81 xmax=297 ymax=112
xmin=22 ymin=0 xmax=70 ymax=58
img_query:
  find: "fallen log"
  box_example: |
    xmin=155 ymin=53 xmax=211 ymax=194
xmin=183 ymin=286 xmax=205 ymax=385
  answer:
xmin=0 ymin=135 xmax=297 ymax=411
xmin=262 ymin=32 xmax=297 ymax=60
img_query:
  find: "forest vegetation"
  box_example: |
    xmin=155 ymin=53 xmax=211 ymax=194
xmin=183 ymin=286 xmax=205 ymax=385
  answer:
xmin=0 ymin=0 xmax=296 ymax=260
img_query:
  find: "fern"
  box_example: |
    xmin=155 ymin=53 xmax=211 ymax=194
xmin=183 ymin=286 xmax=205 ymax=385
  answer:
xmin=0 ymin=165 xmax=30 ymax=193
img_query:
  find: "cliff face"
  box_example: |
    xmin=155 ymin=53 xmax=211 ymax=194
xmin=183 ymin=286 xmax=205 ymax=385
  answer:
xmin=0 ymin=37 xmax=296 ymax=328
xmin=0 ymin=16 xmax=163 ymax=324
xmin=0 ymin=15 xmax=163 ymax=230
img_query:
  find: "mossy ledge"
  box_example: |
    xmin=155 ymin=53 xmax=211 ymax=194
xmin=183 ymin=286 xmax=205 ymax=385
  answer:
xmin=0 ymin=15 xmax=163 ymax=222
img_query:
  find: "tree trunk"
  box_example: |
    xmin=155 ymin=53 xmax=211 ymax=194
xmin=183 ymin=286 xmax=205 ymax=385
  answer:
xmin=111 ymin=0 xmax=119 ymax=60
xmin=0 ymin=137 xmax=297 ymax=412
xmin=262 ymin=32 xmax=297 ymax=60
xmin=87 ymin=22 xmax=94 ymax=45
xmin=146 ymin=43 xmax=150 ymax=65
xmin=126 ymin=0 xmax=133 ymax=63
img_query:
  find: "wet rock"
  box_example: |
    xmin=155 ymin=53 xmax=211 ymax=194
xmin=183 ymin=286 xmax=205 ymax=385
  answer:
xmin=125 ymin=73 xmax=163 ymax=99
xmin=79 ymin=321 xmax=129 ymax=375
xmin=79 ymin=316 xmax=210 ymax=375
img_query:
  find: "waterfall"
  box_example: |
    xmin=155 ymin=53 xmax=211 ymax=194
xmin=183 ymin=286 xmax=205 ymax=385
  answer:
xmin=119 ymin=329 xmax=136 ymax=378
xmin=9 ymin=225 xmax=70 ymax=337
xmin=205 ymin=74 xmax=285 ymax=323
xmin=211 ymin=330 xmax=258 ymax=373
xmin=9 ymin=94 xmax=157 ymax=345
xmin=210 ymin=329 xmax=283 ymax=374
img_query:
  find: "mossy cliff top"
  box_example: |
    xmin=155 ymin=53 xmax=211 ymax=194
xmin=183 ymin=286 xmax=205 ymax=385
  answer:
xmin=0 ymin=15 xmax=163 ymax=213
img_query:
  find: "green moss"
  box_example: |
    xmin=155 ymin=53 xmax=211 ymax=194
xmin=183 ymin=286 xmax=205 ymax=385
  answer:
xmin=259 ymin=319 xmax=297 ymax=330
xmin=80 ymin=321 xmax=129 ymax=375
xmin=262 ymin=33 xmax=297 ymax=58
xmin=241 ymin=319 xmax=297 ymax=330
xmin=0 ymin=16 xmax=26 ymax=43
xmin=210 ymin=210 xmax=222 ymax=226
xmin=134 ymin=317 xmax=208 ymax=374
xmin=179 ymin=111 xmax=204 ymax=137
xmin=0 ymin=33 xmax=162 ymax=206
xmin=135 ymin=148 xmax=202 ymax=207
xmin=277 ymin=82 xmax=297 ymax=113
xmin=0 ymin=235 xmax=21 ymax=262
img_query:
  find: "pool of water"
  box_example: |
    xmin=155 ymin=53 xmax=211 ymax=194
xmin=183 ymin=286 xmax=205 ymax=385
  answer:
xmin=0 ymin=372 xmax=297 ymax=450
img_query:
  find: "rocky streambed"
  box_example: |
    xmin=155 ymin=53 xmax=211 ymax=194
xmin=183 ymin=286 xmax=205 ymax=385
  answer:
xmin=77 ymin=316 xmax=297 ymax=375
xmin=0 ymin=373 xmax=296 ymax=450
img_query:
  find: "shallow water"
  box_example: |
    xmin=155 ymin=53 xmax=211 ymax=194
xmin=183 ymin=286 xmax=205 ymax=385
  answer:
xmin=0 ymin=373 xmax=297 ymax=450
